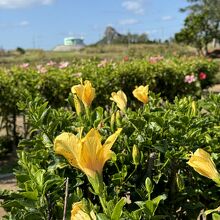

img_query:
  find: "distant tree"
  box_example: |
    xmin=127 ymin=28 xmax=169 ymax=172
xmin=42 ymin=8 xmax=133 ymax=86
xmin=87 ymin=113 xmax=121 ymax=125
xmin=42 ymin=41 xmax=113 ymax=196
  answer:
xmin=0 ymin=47 xmax=5 ymax=56
xmin=175 ymin=13 xmax=214 ymax=55
xmin=137 ymin=33 xmax=149 ymax=43
xmin=175 ymin=0 xmax=220 ymax=55
xmin=16 ymin=47 xmax=26 ymax=55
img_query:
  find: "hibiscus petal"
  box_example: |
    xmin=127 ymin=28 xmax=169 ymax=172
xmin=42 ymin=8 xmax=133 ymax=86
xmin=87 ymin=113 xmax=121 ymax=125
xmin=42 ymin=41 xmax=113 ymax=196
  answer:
xmin=103 ymin=128 xmax=122 ymax=150
xmin=54 ymin=132 xmax=80 ymax=168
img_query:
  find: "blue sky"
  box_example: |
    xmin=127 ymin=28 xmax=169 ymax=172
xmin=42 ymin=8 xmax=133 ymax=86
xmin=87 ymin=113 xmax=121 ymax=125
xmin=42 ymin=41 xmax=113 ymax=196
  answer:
xmin=0 ymin=0 xmax=189 ymax=50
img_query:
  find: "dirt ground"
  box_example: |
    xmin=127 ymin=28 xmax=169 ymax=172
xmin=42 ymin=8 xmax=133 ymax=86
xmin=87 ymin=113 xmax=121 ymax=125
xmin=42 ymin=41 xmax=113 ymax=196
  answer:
xmin=208 ymin=84 xmax=220 ymax=92
xmin=0 ymin=175 xmax=17 ymax=218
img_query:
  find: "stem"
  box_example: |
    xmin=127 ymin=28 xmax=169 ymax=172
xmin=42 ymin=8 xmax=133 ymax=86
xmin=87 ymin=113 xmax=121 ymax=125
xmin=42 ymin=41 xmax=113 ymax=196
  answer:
xmin=45 ymin=193 xmax=53 ymax=220
xmin=63 ymin=177 xmax=69 ymax=220
xmin=12 ymin=112 xmax=17 ymax=156
xmin=148 ymin=192 xmax=151 ymax=201
xmin=23 ymin=114 xmax=28 ymax=138
xmin=99 ymin=195 xmax=108 ymax=214
xmin=125 ymin=114 xmax=139 ymax=131
xmin=114 ymin=161 xmax=120 ymax=173
xmin=124 ymin=166 xmax=137 ymax=183
xmin=85 ymin=107 xmax=92 ymax=125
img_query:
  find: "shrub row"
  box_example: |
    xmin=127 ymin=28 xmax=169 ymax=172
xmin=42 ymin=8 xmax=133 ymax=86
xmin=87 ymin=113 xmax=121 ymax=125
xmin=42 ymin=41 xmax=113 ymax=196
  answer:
xmin=0 ymin=58 xmax=218 ymax=110
xmin=0 ymin=57 xmax=218 ymax=153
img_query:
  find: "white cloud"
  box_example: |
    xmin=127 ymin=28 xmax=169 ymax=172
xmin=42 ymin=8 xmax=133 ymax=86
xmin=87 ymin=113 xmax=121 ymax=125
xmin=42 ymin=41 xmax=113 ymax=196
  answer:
xmin=161 ymin=16 xmax=173 ymax=21
xmin=0 ymin=0 xmax=55 ymax=9
xmin=122 ymin=0 xmax=144 ymax=14
xmin=0 ymin=20 xmax=30 ymax=28
xmin=118 ymin=18 xmax=139 ymax=25
xmin=18 ymin=20 xmax=29 ymax=26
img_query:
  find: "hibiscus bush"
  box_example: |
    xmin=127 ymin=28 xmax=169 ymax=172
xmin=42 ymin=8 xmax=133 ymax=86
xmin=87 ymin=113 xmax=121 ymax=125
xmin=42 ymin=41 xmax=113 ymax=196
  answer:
xmin=1 ymin=79 xmax=220 ymax=219
xmin=0 ymin=57 xmax=218 ymax=155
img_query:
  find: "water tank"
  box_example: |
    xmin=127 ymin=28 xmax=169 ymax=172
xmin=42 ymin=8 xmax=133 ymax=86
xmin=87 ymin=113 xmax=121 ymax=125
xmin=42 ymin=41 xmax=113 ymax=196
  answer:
xmin=64 ymin=37 xmax=84 ymax=46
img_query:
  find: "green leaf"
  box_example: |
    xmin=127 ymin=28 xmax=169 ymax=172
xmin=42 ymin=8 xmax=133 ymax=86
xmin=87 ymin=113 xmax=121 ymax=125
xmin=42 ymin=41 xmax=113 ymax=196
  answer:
xmin=23 ymin=211 xmax=44 ymax=220
xmin=129 ymin=119 xmax=146 ymax=129
xmin=96 ymin=106 xmax=104 ymax=120
xmin=20 ymin=190 xmax=38 ymax=200
xmin=142 ymin=194 xmax=167 ymax=217
xmin=2 ymin=200 xmax=25 ymax=209
xmin=205 ymin=207 xmax=220 ymax=216
xmin=97 ymin=213 xmax=110 ymax=220
xmin=145 ymin=200 xmax=154 ymax=215
xmin=152 ymin=194 xmax=167 ymax=205
xmin=212 ymin=213 xmax=220 ymax=220
xmin=111 ymin=198 xmax=126 ymax=220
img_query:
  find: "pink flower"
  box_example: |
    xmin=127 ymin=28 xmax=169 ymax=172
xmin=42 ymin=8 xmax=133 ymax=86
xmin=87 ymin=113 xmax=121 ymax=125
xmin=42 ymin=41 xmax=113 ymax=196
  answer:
xmin=73 ymin=72 xmax=82 ymax=78
xmin=59 ymin=61 xmax=69 ymax=69
xmin=184 ymin=74 xmax=196 ymax=84
xmin=20 ymin=63 xmax=29 ymax=68
xmin=149 ymin=56 xmax=164 ymax=64
xmin=199 ymin=72 xmax=207 ymax=80
xmin=46 ymin=60 xmax=56 ymax=66
xmin=36 ymin=64 xmax=47 ymax=74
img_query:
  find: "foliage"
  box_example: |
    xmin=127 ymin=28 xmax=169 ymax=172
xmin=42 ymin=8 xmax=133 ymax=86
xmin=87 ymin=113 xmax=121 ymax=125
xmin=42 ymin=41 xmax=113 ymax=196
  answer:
xmin=1 ymin=86 xmax=220 ymax=219
xmin=16 ymin=47 xmax=26 ymax=55
xmin=0 ymin=58 xmax=218 ymax=157
xmin=175 ymin=13 xmax=212 ymax=54
xmin=176 ymin=0 xmax=220 ymax=55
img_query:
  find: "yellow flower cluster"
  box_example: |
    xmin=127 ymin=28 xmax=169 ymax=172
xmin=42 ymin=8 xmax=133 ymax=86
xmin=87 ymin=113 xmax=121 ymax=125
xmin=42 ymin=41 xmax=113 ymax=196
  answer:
xmin=71 ymin=79 xmax=149 ymax=113
xmin=110 ymin=85 xmax=149 ymax=111
xmin=54 ymin=80 xmax=150 ymax=218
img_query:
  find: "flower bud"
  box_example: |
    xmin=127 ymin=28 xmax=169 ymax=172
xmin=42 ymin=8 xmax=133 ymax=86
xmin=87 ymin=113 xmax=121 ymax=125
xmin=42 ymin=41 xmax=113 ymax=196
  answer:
xmin=176 ymin=172 xmax=185 ymax=191
xmin=110 ymin=112 xmax=115 ymax=131
xmin=191 ymin=101 xmax=196 ymax=116
xmin=73 ymin=95 xmax=82 ymax=116
xmin=145 ymin=177 xmax=153 ymax=194
xmin=116 ymin=110 xmax=121 ymax=127
xmin=132 ymin=145 xmax=140 ymax=166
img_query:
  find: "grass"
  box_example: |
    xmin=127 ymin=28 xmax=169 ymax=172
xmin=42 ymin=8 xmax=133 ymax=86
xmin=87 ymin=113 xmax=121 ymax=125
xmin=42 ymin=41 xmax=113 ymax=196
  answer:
xmin=1 ymin=43 xmax=219 ymax=82
xmin=0 ymin=43 xmax=197 ymax=67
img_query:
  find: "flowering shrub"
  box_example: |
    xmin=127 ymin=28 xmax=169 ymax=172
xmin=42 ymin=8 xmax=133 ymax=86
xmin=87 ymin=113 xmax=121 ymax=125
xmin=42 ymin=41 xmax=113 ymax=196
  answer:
xmin=0 ymin=57 xmax=218 ymax=157
xmin=1 ymin=80 xmax=220 ymax=219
